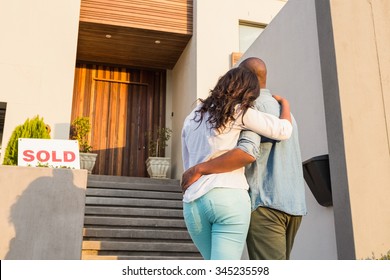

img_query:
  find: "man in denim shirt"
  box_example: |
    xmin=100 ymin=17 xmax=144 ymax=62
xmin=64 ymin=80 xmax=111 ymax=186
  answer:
xmin=181 ymin=57 xmax=307 ymax=259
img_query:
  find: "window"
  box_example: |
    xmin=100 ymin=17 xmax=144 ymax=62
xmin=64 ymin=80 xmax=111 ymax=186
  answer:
xmin=239 ymin=21 xmax=266 ymax=53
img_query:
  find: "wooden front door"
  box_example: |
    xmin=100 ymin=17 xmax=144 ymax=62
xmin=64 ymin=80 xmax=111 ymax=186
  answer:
xmin=71 ymin=64 xmax=166 ymax=177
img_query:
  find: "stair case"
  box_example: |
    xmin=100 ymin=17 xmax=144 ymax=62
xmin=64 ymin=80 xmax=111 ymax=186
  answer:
xmin=82 ymin=174 xmax=202 ymax=260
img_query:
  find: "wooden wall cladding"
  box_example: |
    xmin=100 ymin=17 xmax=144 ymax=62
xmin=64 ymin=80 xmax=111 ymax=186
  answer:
xmin=72 ymin=63 xmax=166 ymax=177
xmin=77 ymin=0 xmax=193 ymax=69
xmin=80 ymin=0 xmax=193 ymax=35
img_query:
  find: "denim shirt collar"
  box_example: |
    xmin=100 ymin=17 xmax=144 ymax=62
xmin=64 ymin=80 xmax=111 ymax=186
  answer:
xmin=260 ymin=88 xmax=272 ymax=97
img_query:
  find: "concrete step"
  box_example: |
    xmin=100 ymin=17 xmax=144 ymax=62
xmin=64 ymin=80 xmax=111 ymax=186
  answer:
xmin=84 ymin=216 xmax=186 ymax=228
xmin=82 ymin=175 xmax=201 ymax=260
xmin=83 ymin=228 xmax=192 ymax=240
xmin=88 ymin=175 xmax=181 ymax=192
xmin=84 ymin=206 xmax=184 ymax=218
xmin=82 ymin=254 xmax=203 ymax=260
xmin=85 ymin=196 xmax=182 ymax=209
xmin=82 ymin=240 xmax=199 ymax=253
xmin=81 ymin=248 xmax=202 ymax=260
xmin=86 ymin=188 xmax=183 ymax=200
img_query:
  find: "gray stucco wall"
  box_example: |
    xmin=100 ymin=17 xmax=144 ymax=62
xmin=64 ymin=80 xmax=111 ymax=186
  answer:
xmin=240 ymin=0 xmax=337 ymax=259
xmin=0 ymin=166 xmax=88 ymax=259
xmin=241 ymin=0 xmax=390 ymax=260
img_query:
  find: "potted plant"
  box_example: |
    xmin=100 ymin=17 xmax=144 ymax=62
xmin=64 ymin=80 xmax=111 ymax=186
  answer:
xmin=145 ymin=127 xmax=172 ymax=178
xmin=70 ymin=116 xmax=97 ymax=173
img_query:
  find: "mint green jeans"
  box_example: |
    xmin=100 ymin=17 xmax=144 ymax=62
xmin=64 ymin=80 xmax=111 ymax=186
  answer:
xmin=183 ymin=188 xmax=251 ymax=260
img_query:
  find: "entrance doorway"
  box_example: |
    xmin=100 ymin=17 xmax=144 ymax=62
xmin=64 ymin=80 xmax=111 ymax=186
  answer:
xmin=71 ymin=64 xmax=166 ymax=177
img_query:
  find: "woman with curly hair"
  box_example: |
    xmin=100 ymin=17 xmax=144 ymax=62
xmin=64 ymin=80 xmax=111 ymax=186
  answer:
xmin=181 ymin=67 xmax=292 ymax=260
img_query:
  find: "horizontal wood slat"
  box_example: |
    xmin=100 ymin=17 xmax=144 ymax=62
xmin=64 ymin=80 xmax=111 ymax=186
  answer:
xmin=77 ymin=0 xmax=192 ymax=69
xmin=80 ymin=0 xmax=193 ymax=34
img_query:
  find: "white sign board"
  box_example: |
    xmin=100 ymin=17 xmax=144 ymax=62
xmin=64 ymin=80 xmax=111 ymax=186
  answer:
xmin=18 ymin=138 xmax=80 ymax=169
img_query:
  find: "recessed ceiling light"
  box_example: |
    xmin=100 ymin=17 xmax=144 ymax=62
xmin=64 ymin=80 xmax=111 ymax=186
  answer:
xmin=105 ymin=34 xmax=112 ymax=38
xmin=155 ymin=40 xmax=161 ymax=44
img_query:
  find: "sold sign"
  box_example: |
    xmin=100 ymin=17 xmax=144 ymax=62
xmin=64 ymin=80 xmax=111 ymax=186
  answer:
xmin=18 ymin=138 xmax=80 ymax=169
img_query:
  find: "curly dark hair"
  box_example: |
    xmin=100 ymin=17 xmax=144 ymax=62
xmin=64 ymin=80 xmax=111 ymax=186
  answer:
xmin=194 ymin=67 xmax=260 ymax=132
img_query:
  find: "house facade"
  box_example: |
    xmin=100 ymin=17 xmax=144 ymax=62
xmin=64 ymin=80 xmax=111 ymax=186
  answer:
xmin=0 ymin=0 xmax=286 ymax=178
xmin=1 ymin=0 xmax=389 ymax=260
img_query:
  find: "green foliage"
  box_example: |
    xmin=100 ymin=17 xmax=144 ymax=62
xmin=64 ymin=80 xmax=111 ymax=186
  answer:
xmin=380 ymin=251 xmax=390 ymax=260
xmin=146 ymin=127 xmax=172 ymax=157
xmin=31 ymin=162 xmax=73 ymax=169
xmin=35 ymin=162 xmax=50 ymax=168
xmin=365 ymin=250 xmax=390 ymax=260
xmin=2 ymin=115 xmax=51 ymax=165
xmin=70 ymin=116 xmax=92 ymax=153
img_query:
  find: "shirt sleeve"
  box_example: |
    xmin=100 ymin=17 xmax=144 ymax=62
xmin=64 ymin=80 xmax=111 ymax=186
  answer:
xmin=181 ymin=125 xmax=190 ymax=170
xmin=237 ymin=130 xmax=261 ymax=158
xmin=239 ymin=107 xmax=292 ymax=140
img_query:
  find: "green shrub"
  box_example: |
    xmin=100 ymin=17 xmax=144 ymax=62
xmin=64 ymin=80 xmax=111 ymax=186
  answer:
xmin=374 ymin=250 xmax=390 ymax=260
xmin=146 ymin=127 xmax=172 ymax=157
xmin=2 ymin=115 xmax=51 ymax=165
xmin=365 ymin=250 xmax=390 ymax=260
xmin=70 ymin=116 xmax=92 ymax=153
xmin=379 ymin=251 xmax=390 ymax=260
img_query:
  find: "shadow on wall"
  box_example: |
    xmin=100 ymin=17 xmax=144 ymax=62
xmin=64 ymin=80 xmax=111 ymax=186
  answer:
xmin=5 ymin=169 xmax=85 ymax=260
